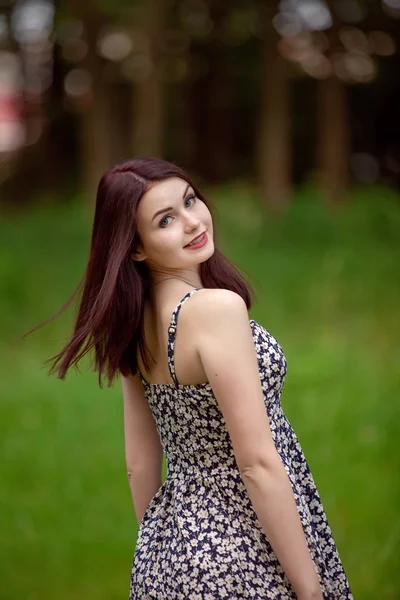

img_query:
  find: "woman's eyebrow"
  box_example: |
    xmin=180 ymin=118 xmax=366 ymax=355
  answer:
xmin=151 ymin=184 xmax=191 ymax=221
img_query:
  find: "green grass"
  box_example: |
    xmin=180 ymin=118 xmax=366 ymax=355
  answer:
xmin=1 ymin=184 xmax=399 ymax=599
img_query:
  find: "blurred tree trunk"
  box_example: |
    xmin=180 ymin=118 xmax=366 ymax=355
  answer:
xmin=317 ymin=0 xmax=349 ymax=204
xmin=105 ymin=79 xmax=130 ymax=165
xmin=317 ymin=75 xmax=349 ymax=204
xmin=256 ymin=8 xmax=291 ymax=209
xmin=80 ymin=84 xmax=111 ymax=203
xmin=131 ymin=0 xmax=167 ymax=157
xmin=184 ymin=0 xmax=234 ymax=181
xmin=72 ymin=1 xmax=111 ymax=203
xmin=202 ymin=0 xmax=234 ymax=181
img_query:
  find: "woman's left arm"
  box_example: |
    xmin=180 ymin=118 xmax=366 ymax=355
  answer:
xmin=121 ymin=373 xmax=163 ymax=524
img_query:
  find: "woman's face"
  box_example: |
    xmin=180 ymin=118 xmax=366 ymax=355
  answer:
xmin=134 ymin=177 xmax=214 ymax=271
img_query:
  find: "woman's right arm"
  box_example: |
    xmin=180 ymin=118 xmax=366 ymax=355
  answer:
xmin=192 ymin=289 xmax=323 ymax=600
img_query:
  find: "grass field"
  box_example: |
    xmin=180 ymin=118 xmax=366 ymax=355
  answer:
xmin=1 ymin=183 xmax=399 ymax=599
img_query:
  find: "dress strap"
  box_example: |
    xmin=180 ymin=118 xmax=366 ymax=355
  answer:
xmin=137 ymin=369 xmax=149 ymax=388
xmin=167 ymin=288 xmax=201 ymax=387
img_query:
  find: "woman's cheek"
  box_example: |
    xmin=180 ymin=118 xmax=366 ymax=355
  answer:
xmin=156 ymin=233 xmax=180 ymax=255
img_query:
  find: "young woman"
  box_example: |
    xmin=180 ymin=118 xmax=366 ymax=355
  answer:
xmin=34 ymin=158 xmax=352 ymax=599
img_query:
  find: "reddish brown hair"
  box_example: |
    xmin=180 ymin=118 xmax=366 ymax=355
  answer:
xmin=23 ymin=157 xmax=255 ymax=387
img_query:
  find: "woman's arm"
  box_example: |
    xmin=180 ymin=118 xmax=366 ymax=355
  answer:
xmin=192 ymin=289 xmax=323 ymax=600
xmin=121 ymin=373 xmax=163 ymax=524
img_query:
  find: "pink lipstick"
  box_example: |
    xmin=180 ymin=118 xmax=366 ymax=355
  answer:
xmin=184 ymin=232 xmax=208 ymax=250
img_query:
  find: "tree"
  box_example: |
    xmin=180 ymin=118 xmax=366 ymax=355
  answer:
xmin=256 ymin=3 xmax=292 ymax=209
xmin=317 ymin=1 xmax=350 ymax=204
xmin=130 ymin=0 xmax=168 ymax=157
xmin=69 ymin=0 xmax=114 ymax=202
xmin=317 ymin=62 xmax=349 ymax=204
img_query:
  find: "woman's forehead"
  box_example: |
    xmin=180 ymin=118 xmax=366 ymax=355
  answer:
xmin=148 ymin=177 xmax=189 ymax=201
xmin=138 ymin=177 xmax=190 ymax=217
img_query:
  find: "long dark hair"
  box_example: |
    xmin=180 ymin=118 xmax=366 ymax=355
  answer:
xmin=22 ymin=157 xmax=255 ymax=387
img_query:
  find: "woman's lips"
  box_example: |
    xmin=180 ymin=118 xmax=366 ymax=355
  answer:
xmin=184 ymin=231 xmax=208 ymax=249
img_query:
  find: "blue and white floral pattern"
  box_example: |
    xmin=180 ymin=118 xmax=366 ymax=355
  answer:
xmin=131 ymin=289 xmax=353 ymax=599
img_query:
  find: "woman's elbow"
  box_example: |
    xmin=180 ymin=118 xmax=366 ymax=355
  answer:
xmin=238 ymin=449 xmax=283 ymax=480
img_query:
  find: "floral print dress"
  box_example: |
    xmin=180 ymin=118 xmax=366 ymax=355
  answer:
xmin=130 ymin=288 xmax=353 ymax=599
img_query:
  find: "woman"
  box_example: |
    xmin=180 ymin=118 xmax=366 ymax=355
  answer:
xmin=34 ymin=158 xmax=352 ymax=599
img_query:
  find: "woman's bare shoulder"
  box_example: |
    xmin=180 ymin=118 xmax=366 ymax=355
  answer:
xmin=186 ymin=288 xmax=248 ymax=326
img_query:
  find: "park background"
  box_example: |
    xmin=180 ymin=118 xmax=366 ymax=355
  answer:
xmin=1 ymin=0 xmax=400 ymax=598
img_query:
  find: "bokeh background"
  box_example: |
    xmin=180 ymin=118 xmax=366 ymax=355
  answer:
xmin=1 ymin=0 xmax=400 ymax=598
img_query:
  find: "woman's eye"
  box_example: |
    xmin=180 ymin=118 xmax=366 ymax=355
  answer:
xmin=185 ymin=195 xmax=196 ymax=208
xmin=159 ymin=215 xmax=172 ymax=228
xmin=159 ymin=196 xmax=196 ymax=227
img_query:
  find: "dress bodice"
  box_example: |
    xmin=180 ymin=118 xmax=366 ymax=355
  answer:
xmin=137 ymin=289 xmax=288 ymax=475
xmin=131 ymin=288 xmax=353 ymax=599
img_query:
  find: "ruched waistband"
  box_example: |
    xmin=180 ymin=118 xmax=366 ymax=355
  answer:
xmin=165 ymin=448 xmax=239 ymax=479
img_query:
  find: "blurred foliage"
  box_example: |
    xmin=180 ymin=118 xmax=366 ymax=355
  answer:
xmin=3 ymin=0 xmax=400 ymax=200
xmin=0 ymin=183 xmax=399 ymax=599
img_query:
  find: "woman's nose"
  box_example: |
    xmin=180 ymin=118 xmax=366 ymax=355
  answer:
xmin=184 ymin=214 xmax=201 ymax=229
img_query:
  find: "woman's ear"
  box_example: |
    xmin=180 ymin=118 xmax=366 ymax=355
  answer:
xmin=132 ymin=245 xmax=147 ymax=262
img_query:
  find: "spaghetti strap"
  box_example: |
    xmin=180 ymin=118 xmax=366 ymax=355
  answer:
xmin=167 ymin=288 xmax=201 ymax=386
xmin=137 ymin=369 xmax=148 ymax=387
